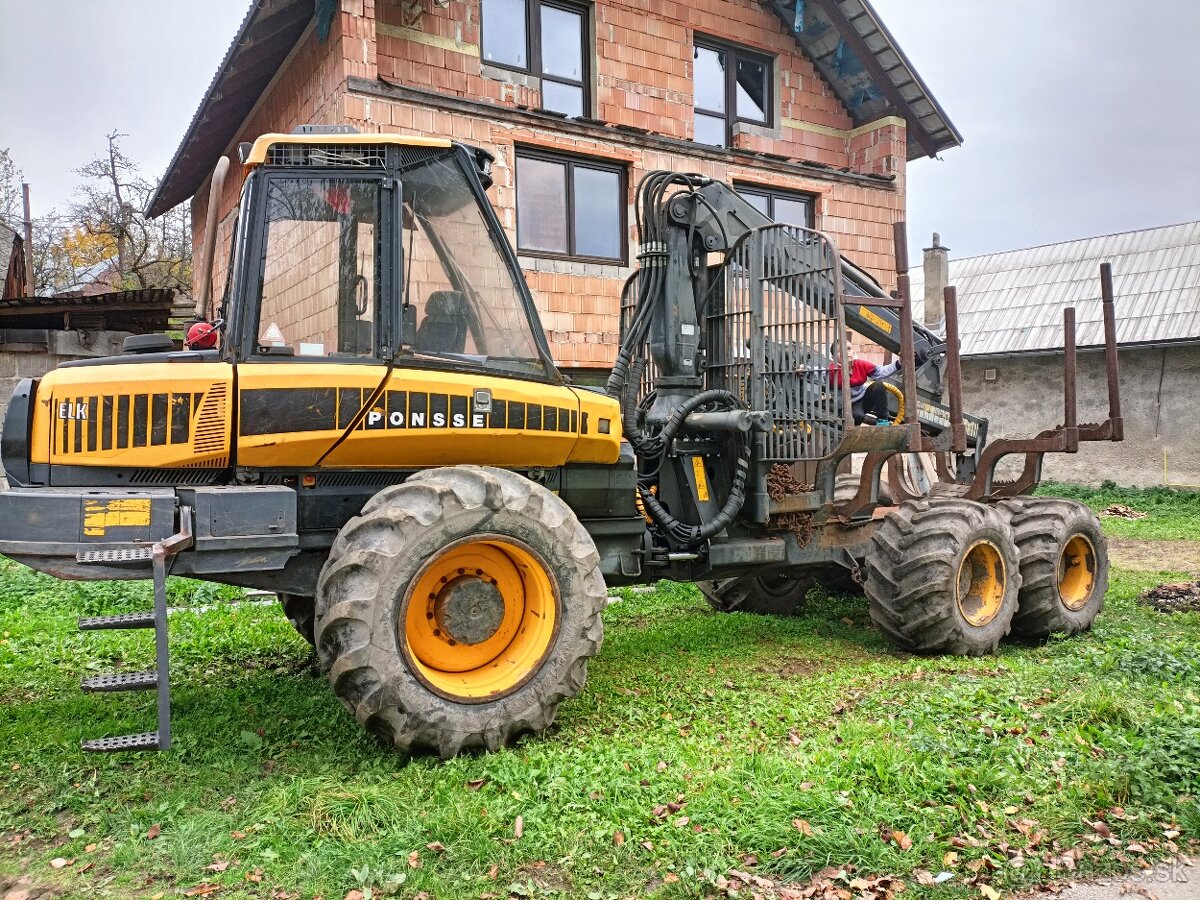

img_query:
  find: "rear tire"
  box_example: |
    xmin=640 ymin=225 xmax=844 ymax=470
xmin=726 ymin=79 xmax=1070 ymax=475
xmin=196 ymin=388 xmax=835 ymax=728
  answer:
xmin=280 ymin=593 xmax=316 ymax=646
xmin=865 ymin=499 xmax=1020 ymax=656
xmin=314 ymin=466 xmax=606 ymax=758
xmin=998 ymin=497 xmax=1107 ymax=638
xmin=698 ymin=573 xmax=814 ymax=614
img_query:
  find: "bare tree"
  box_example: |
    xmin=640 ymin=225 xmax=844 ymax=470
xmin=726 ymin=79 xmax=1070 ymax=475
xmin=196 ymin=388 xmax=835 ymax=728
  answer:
xmin=70 ymin=132 xmax=191 ymax=294
xmin=0 ymin=148 xmax=23 ymax=229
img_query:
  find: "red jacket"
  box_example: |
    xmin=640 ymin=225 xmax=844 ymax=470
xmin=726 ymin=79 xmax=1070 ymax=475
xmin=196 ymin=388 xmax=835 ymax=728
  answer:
xmin=829 ymin=357 xmax=879 ymax=389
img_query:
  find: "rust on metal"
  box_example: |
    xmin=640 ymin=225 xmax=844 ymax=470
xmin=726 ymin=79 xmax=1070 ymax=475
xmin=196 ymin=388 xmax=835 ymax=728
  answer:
xmin=943 ymin=285 xmax=967 ymax=452
xmin=1099 ymin=262 xmax=1124 ymax=441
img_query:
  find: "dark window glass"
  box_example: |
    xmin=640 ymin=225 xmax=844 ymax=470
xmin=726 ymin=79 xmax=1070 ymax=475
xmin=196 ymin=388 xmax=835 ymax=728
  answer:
xmin=573 ymin=166 xmax=621 ymax=259
xmin=736 ymin=185 xmax=814 ymax=229
xmin=736 ymin=58 xmax=768 ymax=122
xmin=742 ymin=192 xmax=769 ymax=217
xmin=693 ymin=38 xmax=773 ymax=147
xmin=516 ymin=156 xmax=568 ymax=253
xmin=256 ymin=178 xmax=380 ymax=358
xmin=694 ymin=113 xmax=727 ymax=148
xmin=482 ymin=0 xmax=528 ymax=69
xmin=483 ymin=0 xmax=589 ymax=117
xmin=542 ymin=80 xmax=584 ymax=118
xmin=694 ymin=45 xmax=726 ymax=112
xmin=516 ymin=149 xmax=625 ymax=261
xmin=541 ymin=5 xmax=583 ymax=79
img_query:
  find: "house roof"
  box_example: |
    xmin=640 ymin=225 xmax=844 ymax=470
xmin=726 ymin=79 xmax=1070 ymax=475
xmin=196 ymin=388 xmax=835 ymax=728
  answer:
xmin=769 ymin=0 xmax=961 ymax=160
xmin=908 ymin=221 xmax=1200 ymax=357
xmin=147 ymin=0 xmax=960 ymax=218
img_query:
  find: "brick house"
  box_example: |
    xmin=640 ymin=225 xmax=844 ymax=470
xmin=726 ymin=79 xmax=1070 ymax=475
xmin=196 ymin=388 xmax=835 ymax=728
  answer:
xmin=146 ymin=0 xmax=959 ymax=376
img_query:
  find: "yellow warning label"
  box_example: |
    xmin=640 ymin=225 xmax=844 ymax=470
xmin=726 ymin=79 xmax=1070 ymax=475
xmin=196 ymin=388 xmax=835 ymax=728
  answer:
xmin=858 ymin=305 xmax=894 ymax=335
xmin=691 ymin=456 xmax=711 ymax=502
xmin=82 ymin=498 xmax=151 ymax=536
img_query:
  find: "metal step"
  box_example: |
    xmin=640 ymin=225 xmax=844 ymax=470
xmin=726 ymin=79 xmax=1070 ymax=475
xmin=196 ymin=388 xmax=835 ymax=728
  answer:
xmin=76 ymin=546 xmax=154 ymax=564
xmin=81 ymin=732 xmax=161 ymax=753
xmin=81 ymin=671 xmax=158 ymax=693
xmin=78 ymin=612 xmax=156 ymax=631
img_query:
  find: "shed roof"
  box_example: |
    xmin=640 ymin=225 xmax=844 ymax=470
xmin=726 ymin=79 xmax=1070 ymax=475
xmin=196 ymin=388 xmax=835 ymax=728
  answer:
xmin=908 ymin=221 xmax=1200 ymax=357
xmin=146 ymin=0 xmax=960 ymax=217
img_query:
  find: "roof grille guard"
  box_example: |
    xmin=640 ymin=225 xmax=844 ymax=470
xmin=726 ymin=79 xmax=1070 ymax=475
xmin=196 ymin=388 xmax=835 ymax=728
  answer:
xmin=264 ymin=143 xmax=387 ymax=168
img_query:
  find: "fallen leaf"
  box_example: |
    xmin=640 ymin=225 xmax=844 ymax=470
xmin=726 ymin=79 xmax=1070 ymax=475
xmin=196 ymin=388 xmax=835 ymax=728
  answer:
xmin=612 ymin=830 xmax=625 ymax=846
xmin=146 ymin=823 xmax=162 ymax=840
xmin=980 ymin=886 xmax=1001 ymax=900
xmin=425 ymin=841 xmax=446 ymax=853
xmin=641 ymin=840 xmax=654 ymax=851
xmin=487 ymin=863 xmax=499 ymax=879
xmin=79 ymin=862 xmax=94 ymax=873
xmin=344 ymin=891 xmax=365 ymax=900
xmin=513 ymin=816 xmax=524 ymax=839
xmin=184 ymin=885 xmax=222 ymax=897
xmin=1127 ymin=842 xmax=1147 ymax=854
xmin=656 ymin=761 xmax=668 ymax=772
xmin=944 ymin=851 xmax=959 ymax=867
xmin=892 ymin=830 xmax=913 ymax=851
xmin=230 ymin=830 xmax=247 ymax=840
xmin=663 ymin=873 xmax=679 ymax=884
xmin=85 ymin=843 xmax=98 ymax=853
xmin=914 ymin=869 xmax=936 ymax=885
xmin=50 ymin=857 xmax=70 ymax=869
xmin=1092 ymin=820 xmax=1112 ymax=838
xmin=204 ymin=861 xmax=232 ymax=873
xmin=673 ymin=816 xmax=690 ymax=828
xmin=407 ymin=850 xmax=422 ymax=869
xmin=787 ymin=730 xmax=802 ymax=746
xmin=792 ymin=818 xmax=814 ymax=836
xmin=466 ymin=779 xmax=487 ymax=791
xmin=245 ymin=868 xmax=264 ymax=883
xmin=771 ymin=848 xmax=788 ymax=859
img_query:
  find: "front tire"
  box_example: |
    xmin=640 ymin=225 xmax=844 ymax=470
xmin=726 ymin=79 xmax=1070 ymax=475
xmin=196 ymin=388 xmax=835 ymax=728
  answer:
xmin=999 ymin=497 xmax=1107 ymax=638
xmin=314 ymin=466 xmax=607 ymax=758
xmin=865 ymin=499 xmax=1020 ymax=655
xmin=280 ymin=593 xmax=316 ymax=646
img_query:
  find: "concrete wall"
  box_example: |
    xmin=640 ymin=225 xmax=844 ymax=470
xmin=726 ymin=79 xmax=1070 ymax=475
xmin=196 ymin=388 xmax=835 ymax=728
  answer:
xmin=192 ymin=0 xmax=909 ymax=370
xmin=961 ymin=344 xmax=1200 ymax=488
xmin=0 ymin=331 xmax=132 ymax=424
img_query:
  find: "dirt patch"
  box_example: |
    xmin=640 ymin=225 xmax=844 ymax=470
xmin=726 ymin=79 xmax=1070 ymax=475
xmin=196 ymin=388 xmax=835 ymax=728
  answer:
xmin=0 ymin=875 xmax=57 ymax=900
xmin=1139 ymin=581 xmax=1200 ymax=613
xmin=1107 ymin=538 xmax=1200 ymax=576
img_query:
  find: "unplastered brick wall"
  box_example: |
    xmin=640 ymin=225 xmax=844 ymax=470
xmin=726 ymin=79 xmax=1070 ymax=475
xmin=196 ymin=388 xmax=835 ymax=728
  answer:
xmin=191 ymin=0 xmax=909 ymax=369
xmin=344 ymin=92 xmax=903 ymax=368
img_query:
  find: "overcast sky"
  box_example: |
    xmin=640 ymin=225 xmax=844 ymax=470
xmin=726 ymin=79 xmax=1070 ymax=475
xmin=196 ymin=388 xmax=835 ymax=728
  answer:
xmin=2 ymin=0 xmax=1198 ymax=264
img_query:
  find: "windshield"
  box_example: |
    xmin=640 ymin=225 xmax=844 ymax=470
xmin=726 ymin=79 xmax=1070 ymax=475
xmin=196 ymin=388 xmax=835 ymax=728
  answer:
xmin=253 ymin=176 xmax=380 ymax=357
xmin=400 ymin=155 xmax=547 ymax=378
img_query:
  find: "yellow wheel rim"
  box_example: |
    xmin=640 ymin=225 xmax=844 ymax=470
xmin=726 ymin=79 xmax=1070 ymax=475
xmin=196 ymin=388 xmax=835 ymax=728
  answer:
xmin=1058 ymin=534 xmax=1097 ymax=611
xmin=402 ymin=537 xmax=558 ymax=701
xmin=956 ymin=540 xmax=1006 ymax=627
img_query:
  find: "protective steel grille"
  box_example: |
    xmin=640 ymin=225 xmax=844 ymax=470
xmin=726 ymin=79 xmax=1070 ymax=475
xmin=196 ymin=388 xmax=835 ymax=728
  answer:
xmin=708 ymin=225 xmax=847 ymax=462
xmin=265 ymin=143 xmax=387 ymax=168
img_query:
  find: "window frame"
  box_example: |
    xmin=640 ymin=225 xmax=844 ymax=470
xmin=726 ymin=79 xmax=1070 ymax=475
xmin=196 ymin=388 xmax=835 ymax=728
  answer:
xmin=481 ymin=0 xmax=591 ymax=118
xmin=514 ymin=146 xmax=628 ymax=264
xmin=692 ymin=36 xmax=775 ymax=148
xmin=734 ymin=183 xmax=816 ymax=229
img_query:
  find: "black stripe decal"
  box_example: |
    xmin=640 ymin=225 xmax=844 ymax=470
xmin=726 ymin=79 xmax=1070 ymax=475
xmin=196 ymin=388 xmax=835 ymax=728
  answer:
xmin=151 ymin=394 xmax=168 ymax=446
xmin=171 ymin=393 xmax=191 ymax=444
xmin=117 ymin=395 xmax=130 ymax=449
xmin=133 ymin=395 xmax=149 ymax=447
xmin=101 ymin=396 xmax=114 ymax=451
xmin=73 ymin=397 xmax=83 ymax=453
xmin=86 ymin=397 xmax=98 ymax=452
xmin=527 ymin=403 xmax=542 ymax=431
xmin=241 ymin=388 xmax=338 ymax=436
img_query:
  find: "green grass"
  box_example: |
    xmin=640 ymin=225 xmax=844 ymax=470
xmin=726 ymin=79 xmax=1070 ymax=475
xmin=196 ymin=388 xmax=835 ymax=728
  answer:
xmin=1036 ymin=481 xmax=1200 ymax=541
xmin=0 ymin=562 xmax=1197 ymax=899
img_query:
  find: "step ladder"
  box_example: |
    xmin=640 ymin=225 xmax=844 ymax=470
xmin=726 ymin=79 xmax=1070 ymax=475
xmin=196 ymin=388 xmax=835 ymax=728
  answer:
xmin=76 ymin=513 xmax=192 ymax=753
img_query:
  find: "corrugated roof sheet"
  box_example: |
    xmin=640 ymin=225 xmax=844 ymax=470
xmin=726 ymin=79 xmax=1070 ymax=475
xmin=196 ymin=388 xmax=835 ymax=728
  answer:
xmin=907 ymin=221 xmax=1200 ymax=356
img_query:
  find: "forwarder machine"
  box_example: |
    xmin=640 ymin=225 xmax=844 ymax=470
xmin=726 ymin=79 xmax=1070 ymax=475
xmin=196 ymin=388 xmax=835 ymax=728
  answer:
xmin=0 ymin=130 xmax=1125 ymax=756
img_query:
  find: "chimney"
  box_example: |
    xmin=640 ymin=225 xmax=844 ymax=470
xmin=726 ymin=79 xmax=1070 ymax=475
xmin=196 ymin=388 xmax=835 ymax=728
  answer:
xmin=923 ymin=232 xmax=949 ymax=336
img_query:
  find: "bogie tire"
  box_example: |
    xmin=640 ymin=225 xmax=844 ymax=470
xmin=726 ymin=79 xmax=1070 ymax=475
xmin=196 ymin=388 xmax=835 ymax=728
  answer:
xmin=865 ymin=499 xmax=1020 ymax=656
xmin=698 ymin=573 xmax=814 ymax=615
xmin=314 ymin=466 xmax=606 ymax=758
xmin=999 ymin=497 xmax=1107 ymax=638
xmin=280 ymin=593 xmax=316 ymax=646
